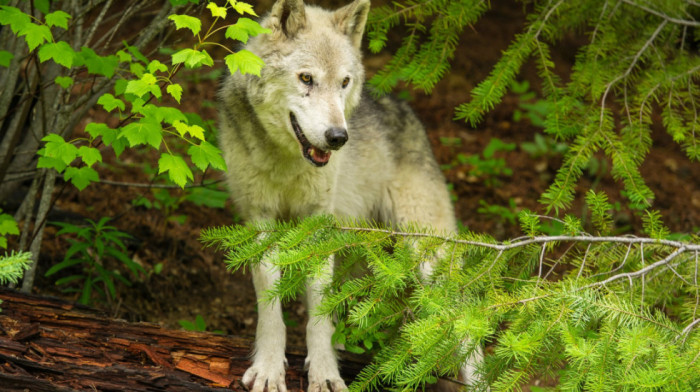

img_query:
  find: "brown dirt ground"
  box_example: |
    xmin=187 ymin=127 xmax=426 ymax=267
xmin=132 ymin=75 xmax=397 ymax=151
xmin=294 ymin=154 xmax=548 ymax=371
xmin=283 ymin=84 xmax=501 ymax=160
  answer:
xmin=29 ymin=0 xmax=699 ymax=386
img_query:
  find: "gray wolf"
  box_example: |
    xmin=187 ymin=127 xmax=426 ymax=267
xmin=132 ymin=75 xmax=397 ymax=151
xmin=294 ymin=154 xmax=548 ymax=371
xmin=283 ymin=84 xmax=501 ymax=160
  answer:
xmin=217 ymin=0 xmax=483 ymax=390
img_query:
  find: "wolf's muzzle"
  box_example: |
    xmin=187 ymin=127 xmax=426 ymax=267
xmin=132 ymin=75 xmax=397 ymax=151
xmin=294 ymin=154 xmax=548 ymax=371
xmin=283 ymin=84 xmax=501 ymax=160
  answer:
xmin=325 ymin=127 xmax=348 ymax=150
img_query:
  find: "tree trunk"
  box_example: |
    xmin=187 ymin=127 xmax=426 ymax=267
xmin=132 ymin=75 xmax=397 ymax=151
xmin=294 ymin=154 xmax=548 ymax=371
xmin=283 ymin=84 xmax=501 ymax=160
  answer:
xmin=0 ymin=289 xmax=367 ymax=391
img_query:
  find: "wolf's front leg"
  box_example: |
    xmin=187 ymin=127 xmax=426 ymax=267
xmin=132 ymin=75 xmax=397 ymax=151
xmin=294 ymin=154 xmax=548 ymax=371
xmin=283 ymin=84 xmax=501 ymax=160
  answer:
xmin=304 ymin=256 xmax=347 ymax=392
xmin=242 ymin=261 xmax=288 ymax=392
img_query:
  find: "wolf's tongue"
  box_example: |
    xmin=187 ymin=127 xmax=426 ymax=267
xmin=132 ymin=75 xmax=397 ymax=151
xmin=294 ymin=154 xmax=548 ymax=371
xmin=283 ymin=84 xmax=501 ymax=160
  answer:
xmin=309 ymin=147 xmax=331 ymax=164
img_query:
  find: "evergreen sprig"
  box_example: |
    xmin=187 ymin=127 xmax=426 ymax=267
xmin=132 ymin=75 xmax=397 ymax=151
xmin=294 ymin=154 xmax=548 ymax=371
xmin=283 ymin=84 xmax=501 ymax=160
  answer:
xmin=202 ymin=211 xmax=700 ymax=391
xmin=0 ymin=251 xmax=32 ymax=286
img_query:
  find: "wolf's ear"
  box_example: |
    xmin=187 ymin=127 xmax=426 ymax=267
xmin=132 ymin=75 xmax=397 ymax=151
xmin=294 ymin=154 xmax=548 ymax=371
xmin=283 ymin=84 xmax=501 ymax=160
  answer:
xmin=333 ymin=0 xmax=370 ymax=49
xmin=268 ymin=0 xmax=306 ymax=38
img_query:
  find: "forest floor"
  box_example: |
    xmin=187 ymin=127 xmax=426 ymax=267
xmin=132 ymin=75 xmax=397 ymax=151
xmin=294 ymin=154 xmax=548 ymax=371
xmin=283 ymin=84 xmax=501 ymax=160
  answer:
xmin=26 ymin=0 xmax=699 ymax=388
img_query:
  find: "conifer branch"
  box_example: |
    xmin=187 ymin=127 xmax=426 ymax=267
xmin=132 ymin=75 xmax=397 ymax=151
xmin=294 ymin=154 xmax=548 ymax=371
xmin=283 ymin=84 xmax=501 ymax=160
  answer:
xmin=205 ymin=216 xmax=700 ymax=390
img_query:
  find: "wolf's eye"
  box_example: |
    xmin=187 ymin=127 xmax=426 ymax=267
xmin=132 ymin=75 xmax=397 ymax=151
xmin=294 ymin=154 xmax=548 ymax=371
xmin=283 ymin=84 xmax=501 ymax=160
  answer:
xmin=299 ymin=73 xmax=313 ymax=86
xmin=342 ymin=77 xmax=350 ymax=89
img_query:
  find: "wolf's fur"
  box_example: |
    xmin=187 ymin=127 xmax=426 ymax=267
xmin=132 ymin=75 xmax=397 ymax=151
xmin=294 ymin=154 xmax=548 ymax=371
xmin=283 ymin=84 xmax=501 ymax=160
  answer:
xmin=218 ymin=0 xmax=482 ymax=390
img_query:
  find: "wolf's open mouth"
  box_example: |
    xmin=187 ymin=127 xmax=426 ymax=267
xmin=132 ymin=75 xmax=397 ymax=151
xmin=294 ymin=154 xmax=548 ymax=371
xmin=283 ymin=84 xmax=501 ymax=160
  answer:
xmin=289 ymin=112 xmax=331 ymax=167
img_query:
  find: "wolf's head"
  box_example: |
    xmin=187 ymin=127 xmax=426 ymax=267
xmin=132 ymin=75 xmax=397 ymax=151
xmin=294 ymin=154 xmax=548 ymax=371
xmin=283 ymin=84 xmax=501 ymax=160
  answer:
xmin=243 ymin=0 xmax=370 ymax=167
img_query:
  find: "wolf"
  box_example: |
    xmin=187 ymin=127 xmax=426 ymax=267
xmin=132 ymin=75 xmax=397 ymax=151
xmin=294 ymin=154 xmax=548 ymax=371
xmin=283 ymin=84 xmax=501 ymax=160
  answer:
xmin=217 ymin=0 xmax=483 ymax=390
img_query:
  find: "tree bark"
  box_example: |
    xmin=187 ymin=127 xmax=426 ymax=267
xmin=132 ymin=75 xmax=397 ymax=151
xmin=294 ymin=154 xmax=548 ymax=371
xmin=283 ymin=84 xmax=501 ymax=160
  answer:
xmin=0 ymin=289 xmax=367 ymax=391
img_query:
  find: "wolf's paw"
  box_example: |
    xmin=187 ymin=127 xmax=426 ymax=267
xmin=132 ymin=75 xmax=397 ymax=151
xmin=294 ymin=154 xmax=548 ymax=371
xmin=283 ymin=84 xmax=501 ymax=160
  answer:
xmin=241 ymin=360 xmax=287 ymax=392
xmin=306 ymin=359 xmax=347 ymax=392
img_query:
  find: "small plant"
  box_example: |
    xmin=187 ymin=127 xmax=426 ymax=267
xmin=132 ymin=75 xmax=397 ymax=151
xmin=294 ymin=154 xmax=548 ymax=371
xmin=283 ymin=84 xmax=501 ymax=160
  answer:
xmin=0 ymin=251 xmax=32 ymax=285
xmin=477 ymin=198 xmax=519 ymax=225
xmin=441 ymin=138 xmax=515 ymax=190
xmin=460 ymin=138 xmax=516 ymax=187
xmin=133 ymin=189 xmax=188 ymax=225
xmin=132 ymin=183 xmax=229 ymax=226
xmin=45 ymin=217 xmax=142 ymax=306
xmin=179 ymin=314 xmax=223 ymax=334
xmin=332 ymin=319 xmax=386 ymax=355
xmin=0 ymin=209 xmax=19 ymax=249
xmin=520 ymin=133 xmax=568 ymax=159
xmin=0 ymin=251 xmax=32 ymax=310
xmin=510 ymin=80 xmax=556 ymax=128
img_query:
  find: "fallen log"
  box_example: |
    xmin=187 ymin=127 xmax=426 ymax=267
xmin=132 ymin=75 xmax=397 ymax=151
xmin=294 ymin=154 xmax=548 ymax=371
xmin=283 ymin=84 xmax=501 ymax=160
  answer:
xmin=0 ymin=289 xmax=366 ymax=391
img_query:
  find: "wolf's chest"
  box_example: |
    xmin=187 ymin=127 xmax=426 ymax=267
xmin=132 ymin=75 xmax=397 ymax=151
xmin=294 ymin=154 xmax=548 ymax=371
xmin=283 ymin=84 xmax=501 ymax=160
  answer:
xmin=234 ymin=164 xmax=336 ymax=220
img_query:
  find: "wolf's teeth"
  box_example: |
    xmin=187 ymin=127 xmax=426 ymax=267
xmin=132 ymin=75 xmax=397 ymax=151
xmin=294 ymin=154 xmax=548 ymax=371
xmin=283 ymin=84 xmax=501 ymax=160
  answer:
xmin=309 ymin=148 xmax=315 ymax=156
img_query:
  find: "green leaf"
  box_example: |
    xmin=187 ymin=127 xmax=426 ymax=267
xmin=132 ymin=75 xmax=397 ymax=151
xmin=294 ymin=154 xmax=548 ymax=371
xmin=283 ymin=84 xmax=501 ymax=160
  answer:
xmin=0 ymin=6 xmax=31 ymax=34
xmin=231 ymin=1 xmax=257 ymax=16
xmin=206 ymin=2 xmax=227 ymax=18
xmin=166 ymin=83 xmax=183 ymax=103
xmin=45 ymin=10 xmax=71 ymax=29
xmin=129 ymin=62 xmax=145 ymax=78
xmin=172 ymin=48 xmax=214 ymax=69
xmin=64 ymin=166 xmax=99 ymax=191
xmin=125 ymin=73 xmax=161 ymax=99
xmin=120 ymin=119 xmax=163 ymax=149
xmin=173 ymin=120 xmax=205 ymax=140
xmin=225 ymin=18 xmax=270 ymax=44
xmin=116 ymin=50 xmax=132 ymax=63
xmin=168 ymin=14 xmax=201 ymax=36
xmin=158 ymin=153 xmax=193 ymax=188
xmin=188 ymin=141 xmax=227 ymax=171
xmin=139 ymin=104 xmax=187 ymax=125
xmin=74 ymin=47 xmax=119 ymax=78
xmin=123 ymin=41 xmax=148 ymax=64
xmin=55 ymin=76 xmax=73 ymax=88
xmin=85 ymin=123 xmax=118 ymax=145
xmin=0 ymin=213 xmax=20 ymax=236
xmin=18 ymin=23 xmax=53 ymax=51
xmin=112 ymin=137 xmax=128 ymax=157
xmin=114 ymin=79 xmax=128 ymax=96
xmin=224 ymin=50 xmax=264 ymax=76
xmin=0 ymin=50 xmax=14 ymax=67
xmin=97 ymin=93 xmax=125 ymax=112
xmin=37 ymin=155 xmax=67 ymax=172
xmin=38 ymin=41 xmax=74 ymax=68
xmin=147 ymin=59 xmax=168 ymax=74
xmin=78 ymin=146 xmax=102 ymax=167
xmin=195 ymin=314 xmax=207 ymax=331
xmin=42 ymin=134 xmax=78 ymax=165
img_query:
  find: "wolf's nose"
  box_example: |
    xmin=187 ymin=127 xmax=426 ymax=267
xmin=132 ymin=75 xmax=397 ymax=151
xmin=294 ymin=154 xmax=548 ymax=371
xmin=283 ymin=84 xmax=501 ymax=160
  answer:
xmin=325 ymin=127 xmax=348 ymax=149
